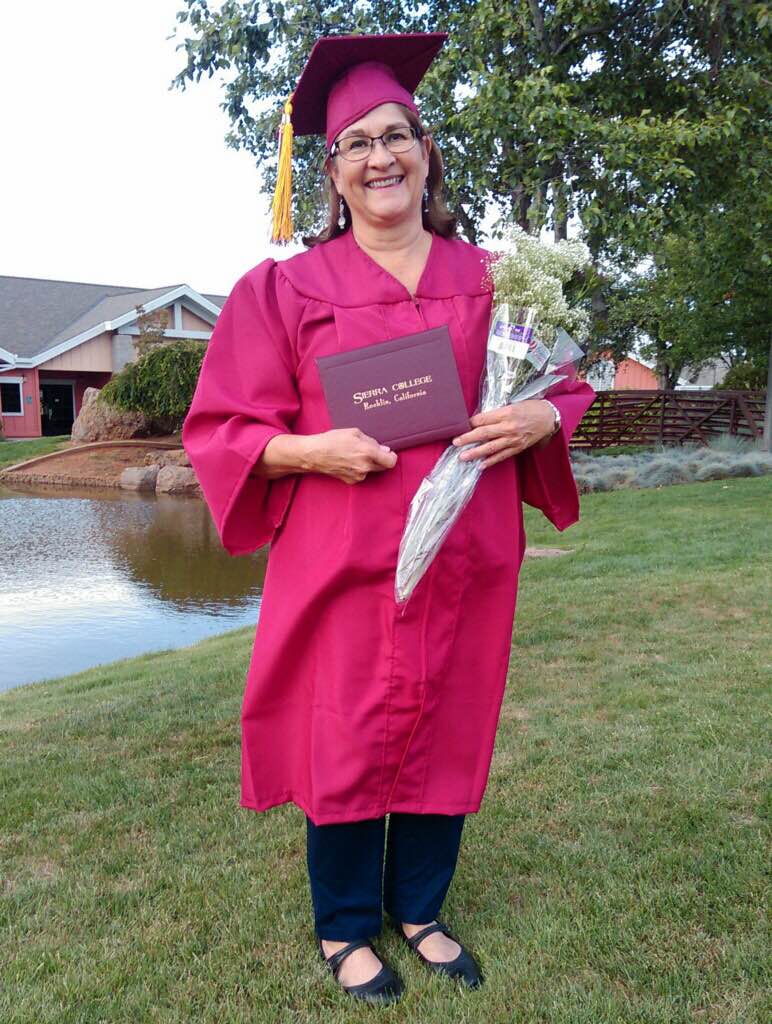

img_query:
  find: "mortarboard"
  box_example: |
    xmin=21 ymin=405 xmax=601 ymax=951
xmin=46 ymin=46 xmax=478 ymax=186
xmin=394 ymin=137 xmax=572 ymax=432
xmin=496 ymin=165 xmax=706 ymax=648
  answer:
xmin=271 ymin=33 xmax=448 ymax=243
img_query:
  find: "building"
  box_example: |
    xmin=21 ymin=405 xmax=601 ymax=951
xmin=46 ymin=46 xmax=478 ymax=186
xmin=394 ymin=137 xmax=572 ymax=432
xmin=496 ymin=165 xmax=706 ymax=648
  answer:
xmin=0 ymin=275 xmax=225 ymax=439
xmin=584 ymin=352 xmax=729 ymax=392
xmin=584 ymin=354 xmax=659 ymax=391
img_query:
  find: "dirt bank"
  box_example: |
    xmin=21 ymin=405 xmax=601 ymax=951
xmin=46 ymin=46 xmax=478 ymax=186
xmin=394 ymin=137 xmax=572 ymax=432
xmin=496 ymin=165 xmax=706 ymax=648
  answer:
xmin=0 ymin=439 xmax=185 ymax=490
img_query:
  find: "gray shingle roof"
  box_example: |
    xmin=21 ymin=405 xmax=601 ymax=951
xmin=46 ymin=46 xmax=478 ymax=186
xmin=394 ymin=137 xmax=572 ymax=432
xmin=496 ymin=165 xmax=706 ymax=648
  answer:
xmin=0 ymin=275 xmax=224 ymax=360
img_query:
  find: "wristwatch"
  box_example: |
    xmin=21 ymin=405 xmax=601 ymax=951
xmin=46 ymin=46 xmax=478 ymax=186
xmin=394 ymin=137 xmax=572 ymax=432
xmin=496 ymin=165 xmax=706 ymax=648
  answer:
xmin=543 ymin=399 xmax=561 ymax=436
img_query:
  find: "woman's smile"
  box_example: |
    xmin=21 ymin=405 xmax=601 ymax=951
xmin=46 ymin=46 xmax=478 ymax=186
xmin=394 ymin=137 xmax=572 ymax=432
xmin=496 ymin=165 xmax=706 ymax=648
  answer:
xmin=365 ymin=174 xmax=405 ymax=190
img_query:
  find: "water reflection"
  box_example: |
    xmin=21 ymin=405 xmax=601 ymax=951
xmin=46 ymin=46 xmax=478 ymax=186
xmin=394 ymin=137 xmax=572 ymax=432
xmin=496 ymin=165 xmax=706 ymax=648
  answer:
xmin=0 ymin=483 xmax=266 ymax=692
xmin=103 ymin=494 xmax=264 ymax=610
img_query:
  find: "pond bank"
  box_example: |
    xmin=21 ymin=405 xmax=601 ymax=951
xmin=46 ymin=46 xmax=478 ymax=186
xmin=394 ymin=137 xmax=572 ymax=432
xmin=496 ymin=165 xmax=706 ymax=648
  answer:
xmin=0 ymin=438 xmax=192 ymax=491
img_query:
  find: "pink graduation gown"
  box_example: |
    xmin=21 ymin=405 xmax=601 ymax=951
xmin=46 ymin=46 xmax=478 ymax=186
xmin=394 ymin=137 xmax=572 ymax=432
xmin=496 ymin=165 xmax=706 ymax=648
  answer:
xmin=182 ymin=229 xmax=595 ymax=825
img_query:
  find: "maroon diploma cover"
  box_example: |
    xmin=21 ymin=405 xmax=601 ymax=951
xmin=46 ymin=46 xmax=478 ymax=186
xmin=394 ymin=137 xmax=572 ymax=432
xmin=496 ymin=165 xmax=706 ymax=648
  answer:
xmin=315 ymin=325 xmax=470 ymax=451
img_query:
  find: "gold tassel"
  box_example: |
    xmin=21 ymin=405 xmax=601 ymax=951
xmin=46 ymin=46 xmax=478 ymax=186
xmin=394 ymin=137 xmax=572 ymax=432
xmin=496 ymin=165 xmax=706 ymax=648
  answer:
xmin=271 ymin=96 xmax=294 ymax=244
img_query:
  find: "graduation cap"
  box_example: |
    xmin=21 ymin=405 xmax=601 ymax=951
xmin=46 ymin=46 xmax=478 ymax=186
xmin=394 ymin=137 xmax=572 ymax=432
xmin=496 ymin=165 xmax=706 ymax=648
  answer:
xmin=271 ymin=32 xmax=448 ymax=243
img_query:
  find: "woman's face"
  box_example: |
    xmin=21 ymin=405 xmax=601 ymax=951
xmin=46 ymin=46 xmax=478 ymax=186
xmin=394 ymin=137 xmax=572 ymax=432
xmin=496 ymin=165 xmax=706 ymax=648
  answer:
xmin=328 ymin=102 xmax=431 ymax=232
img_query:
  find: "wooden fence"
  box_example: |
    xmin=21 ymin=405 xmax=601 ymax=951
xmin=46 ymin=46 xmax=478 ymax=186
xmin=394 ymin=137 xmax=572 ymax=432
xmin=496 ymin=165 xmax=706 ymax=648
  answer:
xmin=571 ymin=390 xmax=767 ymax=449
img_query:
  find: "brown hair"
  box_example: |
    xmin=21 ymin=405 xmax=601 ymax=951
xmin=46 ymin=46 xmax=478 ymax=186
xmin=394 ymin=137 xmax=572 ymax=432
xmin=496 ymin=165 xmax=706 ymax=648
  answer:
xmin=302 ymin=107 xmax=458 ymax=247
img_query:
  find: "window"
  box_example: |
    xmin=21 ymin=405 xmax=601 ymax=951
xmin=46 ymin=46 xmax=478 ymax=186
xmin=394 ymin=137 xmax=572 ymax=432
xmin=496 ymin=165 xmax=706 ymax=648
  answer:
xmin=0 ymin=379 xmax=23 ymax=415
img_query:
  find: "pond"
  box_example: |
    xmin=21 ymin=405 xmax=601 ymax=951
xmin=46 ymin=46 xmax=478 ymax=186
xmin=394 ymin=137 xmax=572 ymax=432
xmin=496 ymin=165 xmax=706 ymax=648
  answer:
xmin=0 ymin=484 xmax=266 ymax=693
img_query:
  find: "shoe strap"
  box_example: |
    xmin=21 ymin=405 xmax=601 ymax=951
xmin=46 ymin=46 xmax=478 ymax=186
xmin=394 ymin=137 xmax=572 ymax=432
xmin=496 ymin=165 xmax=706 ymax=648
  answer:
xmin=323 ymin=938 xmax=374 ymax=979
xmin=403 ymin=921 xmax=450 ymax=951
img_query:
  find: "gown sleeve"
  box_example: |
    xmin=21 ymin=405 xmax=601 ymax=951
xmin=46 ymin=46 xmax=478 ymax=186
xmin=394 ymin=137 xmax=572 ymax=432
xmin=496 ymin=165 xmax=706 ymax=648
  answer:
xmin=182 ymin=260 xmax=302 ymax=556
xmin=516 ymin=380 xmax=596 ymax=531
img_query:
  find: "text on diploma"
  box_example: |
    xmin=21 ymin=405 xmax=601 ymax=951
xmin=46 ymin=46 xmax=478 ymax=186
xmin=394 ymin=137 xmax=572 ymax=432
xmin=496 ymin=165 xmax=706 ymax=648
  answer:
xmin=353 ymin=375 xmax=433 ymax=405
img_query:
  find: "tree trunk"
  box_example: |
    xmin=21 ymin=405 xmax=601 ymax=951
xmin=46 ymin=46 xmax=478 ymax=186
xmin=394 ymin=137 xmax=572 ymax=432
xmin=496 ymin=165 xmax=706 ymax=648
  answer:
xmin=655 ymin=339 xmax=669 ymax=390
xmin=590 ymin=278 xmax=608 ymax=337
xmin=512 ymin=184 xmax=530 ymax=232
xmin=552 ymin=163 xmax=568 ymax=241
xmin=455 ymin=204 xmax=478 ymax=245
xmin=529 ymin=181 xmax=546 ymax=235
xmin=763 ymin=337 xmax=772 ymax=453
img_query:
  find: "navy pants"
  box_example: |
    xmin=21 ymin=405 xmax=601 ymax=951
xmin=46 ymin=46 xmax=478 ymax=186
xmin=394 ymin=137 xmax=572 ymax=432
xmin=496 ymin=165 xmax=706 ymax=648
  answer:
xmin=306 ymin=812 xmax=466 ymax=940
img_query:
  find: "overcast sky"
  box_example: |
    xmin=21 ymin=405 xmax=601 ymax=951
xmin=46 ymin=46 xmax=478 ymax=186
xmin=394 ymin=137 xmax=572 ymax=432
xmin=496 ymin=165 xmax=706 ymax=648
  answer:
xmin=1 ymin=0 xmax=303 ymax=297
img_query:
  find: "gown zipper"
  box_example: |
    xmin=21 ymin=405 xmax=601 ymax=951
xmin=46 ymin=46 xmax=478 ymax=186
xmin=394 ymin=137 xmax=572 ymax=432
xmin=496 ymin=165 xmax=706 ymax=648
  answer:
xmin=412 ymin=295 xmax=427 ymax=330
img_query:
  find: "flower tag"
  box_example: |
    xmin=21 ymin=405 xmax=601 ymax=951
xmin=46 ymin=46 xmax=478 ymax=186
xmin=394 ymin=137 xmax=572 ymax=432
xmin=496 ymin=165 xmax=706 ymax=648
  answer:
xmin=488 ymin=320 xmax=530 ymax=359
xmin=524 ymin=334 xmax=551 ymax=369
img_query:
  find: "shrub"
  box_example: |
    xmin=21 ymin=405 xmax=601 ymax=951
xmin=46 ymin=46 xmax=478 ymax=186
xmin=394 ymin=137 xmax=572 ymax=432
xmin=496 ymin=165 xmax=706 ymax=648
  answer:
xmin=717 ymin=362 xmax=767 ymax=390
xmin=572 ymin=441 xmax=772 ymax=493
xmin=100 ymin=340 xmax=206 ymax=432
xmin=693 ymin=459 xmax=732 ymax=482
xmin=705 ymin=433 xmax=760 ymax=455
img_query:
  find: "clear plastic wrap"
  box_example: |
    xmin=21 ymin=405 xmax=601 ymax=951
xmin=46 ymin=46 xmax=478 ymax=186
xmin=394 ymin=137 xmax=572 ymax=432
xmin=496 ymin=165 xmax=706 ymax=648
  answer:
xmin=395 ymin=304 xmax=585 ymax=605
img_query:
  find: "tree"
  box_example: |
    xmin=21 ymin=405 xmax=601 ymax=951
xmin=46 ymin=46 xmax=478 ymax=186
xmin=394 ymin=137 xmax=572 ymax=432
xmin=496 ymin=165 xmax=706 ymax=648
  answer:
xmin=171 ymin=0 xmax=768 ymax=256
xmin=605 ymin=153 xmax=771 ymax=387
xmin=134 ymin=305 xmax=170 ymax=359
xmin=100 ymin=340 xmax=206 ymax=432
xmin=171 ymin=1 xmax=770 ymax=376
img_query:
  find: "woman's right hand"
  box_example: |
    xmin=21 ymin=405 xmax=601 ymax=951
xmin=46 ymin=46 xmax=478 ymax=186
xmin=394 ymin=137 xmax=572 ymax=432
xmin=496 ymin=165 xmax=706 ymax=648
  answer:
xmin=305 ymin=428 xmax=398 ymax=484
xmin=254 ymin=429 xmax=397 ymax=483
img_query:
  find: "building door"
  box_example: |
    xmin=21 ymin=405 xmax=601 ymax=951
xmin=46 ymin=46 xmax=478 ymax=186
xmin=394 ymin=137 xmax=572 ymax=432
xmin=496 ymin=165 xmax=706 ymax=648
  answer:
xmin=40 ymin=383 xmax=75 ymax=436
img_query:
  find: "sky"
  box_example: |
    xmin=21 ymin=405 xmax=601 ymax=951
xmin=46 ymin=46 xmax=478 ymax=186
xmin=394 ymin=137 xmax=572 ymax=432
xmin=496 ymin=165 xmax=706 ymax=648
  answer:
xmin=1 ymin=0 xmax=303 ymax=297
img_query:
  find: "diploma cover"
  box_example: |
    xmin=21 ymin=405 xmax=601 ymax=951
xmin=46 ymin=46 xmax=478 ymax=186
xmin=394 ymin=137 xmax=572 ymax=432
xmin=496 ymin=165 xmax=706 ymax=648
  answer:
xmin=315 ymin=325 xmax=470 ymax=451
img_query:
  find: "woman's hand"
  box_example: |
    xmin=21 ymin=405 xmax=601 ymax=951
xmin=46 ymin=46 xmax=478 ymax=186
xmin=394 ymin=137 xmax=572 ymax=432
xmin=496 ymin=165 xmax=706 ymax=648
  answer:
xmin=253 ymin=429 xmax=397 ymax=483
xmin=451 ymin=400 xmax=557 ymax=469
xmin=303 ymin=428 xmax=398 ymax=484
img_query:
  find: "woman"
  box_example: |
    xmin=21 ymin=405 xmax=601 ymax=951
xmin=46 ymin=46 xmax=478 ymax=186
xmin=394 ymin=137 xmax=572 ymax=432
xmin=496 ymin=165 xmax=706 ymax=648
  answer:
xmin=182 ymin=32 xmax=595 ymax=1006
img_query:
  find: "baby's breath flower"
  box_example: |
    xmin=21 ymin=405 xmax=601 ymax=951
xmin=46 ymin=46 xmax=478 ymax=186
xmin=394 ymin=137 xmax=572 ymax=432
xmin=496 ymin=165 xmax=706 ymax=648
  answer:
xmin=488 ymin=226 xmax=591 ymax=344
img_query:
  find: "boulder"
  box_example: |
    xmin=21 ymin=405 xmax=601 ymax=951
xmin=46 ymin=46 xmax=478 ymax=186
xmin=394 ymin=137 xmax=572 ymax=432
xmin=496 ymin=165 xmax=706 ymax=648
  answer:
xmin=155 ymin=465 xmax=201 ymax=496
xmin=71 ymin=388 xmax=152 ymax=443
xmin=120 ymin=466 xmax=159 ymax=491
xmin=143 ymin=448 xmax=190 ymax=468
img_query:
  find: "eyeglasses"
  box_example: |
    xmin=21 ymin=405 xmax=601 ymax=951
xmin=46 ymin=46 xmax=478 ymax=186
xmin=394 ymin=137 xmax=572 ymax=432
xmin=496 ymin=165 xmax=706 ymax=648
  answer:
xmin=330 ymin=126 xmax=422 ymax=162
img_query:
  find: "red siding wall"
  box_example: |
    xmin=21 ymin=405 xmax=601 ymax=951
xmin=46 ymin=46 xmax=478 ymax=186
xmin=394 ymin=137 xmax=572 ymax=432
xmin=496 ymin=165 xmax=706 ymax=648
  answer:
xmin=0 ymin=368 xmax=41 ymax=438
xmin=615 ymin=359 xmax=659 ymax=389
xmin=0 ymin=369 xmax=112 ymax=438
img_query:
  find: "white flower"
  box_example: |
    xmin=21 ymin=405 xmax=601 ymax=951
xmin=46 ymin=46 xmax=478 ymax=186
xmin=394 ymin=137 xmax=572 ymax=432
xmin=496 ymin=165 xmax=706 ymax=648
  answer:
xmin=489 ymin=226 xmax=591 ymax=344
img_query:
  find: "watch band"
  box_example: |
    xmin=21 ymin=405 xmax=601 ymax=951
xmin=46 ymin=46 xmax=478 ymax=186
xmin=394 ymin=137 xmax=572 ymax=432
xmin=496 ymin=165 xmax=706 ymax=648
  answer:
xmin=543 ymin=399 xmax=561 ymax=436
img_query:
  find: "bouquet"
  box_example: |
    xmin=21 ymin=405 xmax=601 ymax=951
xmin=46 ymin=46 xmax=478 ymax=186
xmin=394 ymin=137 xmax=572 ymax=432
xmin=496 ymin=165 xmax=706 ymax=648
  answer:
xmin=395 ymin=227 xmax=591 ymax=605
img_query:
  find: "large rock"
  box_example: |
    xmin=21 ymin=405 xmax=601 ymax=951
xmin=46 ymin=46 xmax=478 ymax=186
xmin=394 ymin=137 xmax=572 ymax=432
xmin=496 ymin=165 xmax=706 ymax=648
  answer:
xmin=155 ymin=465 xmax=201 ymax=496
xmin=71 ymin=388 xmax=152 ymax=443
xmin=120 ymin=466 xmax=159 ymax=491
xmin=143 ymin=448 xmax=190 ymax=468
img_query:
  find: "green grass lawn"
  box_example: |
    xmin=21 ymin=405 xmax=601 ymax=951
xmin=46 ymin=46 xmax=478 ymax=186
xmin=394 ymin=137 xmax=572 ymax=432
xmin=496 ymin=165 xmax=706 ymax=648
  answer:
xmin=1 ymin=477 xmax=769 ymax=1023
xmin=0 ymin=436 xmax=71 ymax=469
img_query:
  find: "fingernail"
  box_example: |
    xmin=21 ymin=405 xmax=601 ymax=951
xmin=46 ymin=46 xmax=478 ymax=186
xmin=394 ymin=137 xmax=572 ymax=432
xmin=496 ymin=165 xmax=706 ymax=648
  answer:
xmin=380 ymin=445 xmax=391 ymax=452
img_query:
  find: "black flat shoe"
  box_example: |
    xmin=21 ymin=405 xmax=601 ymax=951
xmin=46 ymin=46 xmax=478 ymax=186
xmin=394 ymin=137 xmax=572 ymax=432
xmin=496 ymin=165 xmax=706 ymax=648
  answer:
xmin=395 ymin=919 xmax=484 ymax=989
xmin=318 ymin=937 xmax=404 ymax=1005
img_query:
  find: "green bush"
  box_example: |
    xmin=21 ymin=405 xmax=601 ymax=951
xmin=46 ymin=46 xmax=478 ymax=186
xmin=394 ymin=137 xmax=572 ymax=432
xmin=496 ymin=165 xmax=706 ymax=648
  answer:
xmin=100 ymin=340 xmax=206 ymax=432
xmin=717 ymin=362 xmax=767 ymax=390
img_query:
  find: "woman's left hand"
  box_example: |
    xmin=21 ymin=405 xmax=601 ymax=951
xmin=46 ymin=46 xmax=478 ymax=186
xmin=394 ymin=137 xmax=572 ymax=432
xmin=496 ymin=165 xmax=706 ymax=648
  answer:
xmin=451 ymin=400 xmax=557 ymax=469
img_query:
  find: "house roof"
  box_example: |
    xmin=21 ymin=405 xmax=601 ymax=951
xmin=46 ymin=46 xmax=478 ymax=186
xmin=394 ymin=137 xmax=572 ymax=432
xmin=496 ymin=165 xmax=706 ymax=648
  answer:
xmin=0 ymin=275 xmax=226 ymax=362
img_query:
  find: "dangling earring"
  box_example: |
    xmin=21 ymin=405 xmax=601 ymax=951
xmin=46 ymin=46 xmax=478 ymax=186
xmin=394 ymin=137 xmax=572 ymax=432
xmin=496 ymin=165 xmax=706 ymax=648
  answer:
xmin=422 ymin=184 xmax=429 ymax=214
xmin=338 ymin=199 xmax=347 ymax=229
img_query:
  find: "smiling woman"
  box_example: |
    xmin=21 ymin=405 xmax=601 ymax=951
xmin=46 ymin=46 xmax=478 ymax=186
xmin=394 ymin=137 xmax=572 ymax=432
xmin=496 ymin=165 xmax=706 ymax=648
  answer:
xmin=182 ymin=31 xmax=594 ymax=1006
